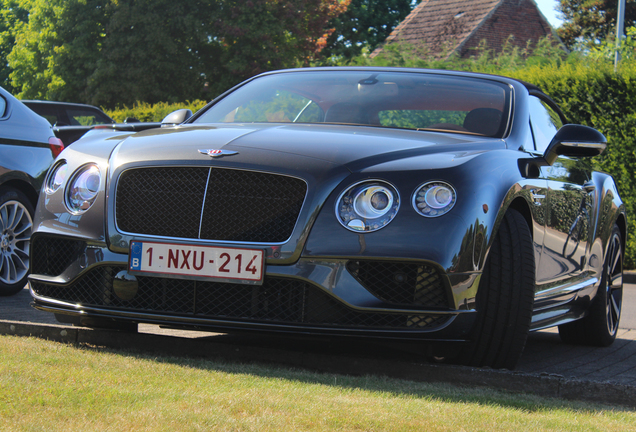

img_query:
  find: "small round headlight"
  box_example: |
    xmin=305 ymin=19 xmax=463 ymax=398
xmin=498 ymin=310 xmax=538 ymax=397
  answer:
xmin=413 ymin=181 xmax=456 ymax=217
xmin=45 ymin=161 xmax=68 ymax=194
xmin=336 ymin=180 xmax=400 ymax=232
xmin=66 ymin=164 xmax=101 ymax=213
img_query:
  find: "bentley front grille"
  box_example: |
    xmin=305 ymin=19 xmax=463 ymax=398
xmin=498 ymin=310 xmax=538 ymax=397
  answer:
xmin=115 ymin=167 xmax=307 ymax=243
xmin=30 ymin=266 xmax=450 ymax=330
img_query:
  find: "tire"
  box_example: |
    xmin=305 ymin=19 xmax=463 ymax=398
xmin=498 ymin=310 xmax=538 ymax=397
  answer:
xmin=559 ymin=224 xmax=623 ymax=346
xmin=460 ymin=209 xmax=535 ymax=369
xmin=0 ymin=187 xmax=34 ymax=296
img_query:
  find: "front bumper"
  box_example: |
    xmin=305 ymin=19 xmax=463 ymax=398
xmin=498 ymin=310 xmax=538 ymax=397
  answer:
xmin=29 ymin=235 xmax=478 ymax=340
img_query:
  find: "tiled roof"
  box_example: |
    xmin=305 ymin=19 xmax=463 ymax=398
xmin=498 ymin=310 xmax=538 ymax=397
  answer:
xmin=373 ymin=0 xmax=553 ymax=59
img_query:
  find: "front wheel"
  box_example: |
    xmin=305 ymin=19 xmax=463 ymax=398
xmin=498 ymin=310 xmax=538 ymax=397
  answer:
xmin=458 ymin=209 xmax=536 ymax=369
xmin=559 ymin=224 xmax=623 ymax=346
xmin=0 ymin=187 xmax=34 ymax=296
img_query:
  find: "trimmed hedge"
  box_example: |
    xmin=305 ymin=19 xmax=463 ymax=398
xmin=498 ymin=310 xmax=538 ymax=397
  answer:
xmin=104 ymin=100 xmax=208 ymax=123
xmin=509 ymin=62 xmax=636 ymax=268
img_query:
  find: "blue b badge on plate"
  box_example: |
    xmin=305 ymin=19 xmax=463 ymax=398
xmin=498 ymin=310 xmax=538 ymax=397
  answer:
xmin=130 ymin=241 xmax=142 ymax=270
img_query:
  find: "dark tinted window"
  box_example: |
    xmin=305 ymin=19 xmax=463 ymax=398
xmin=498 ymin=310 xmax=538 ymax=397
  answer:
xmin=66 ymin=108 xmax=113 ymax=125
xmin=25 ymin=104 xmax=59 ymax=125
xmin=23 ymin=102 xmax=113 ymax=126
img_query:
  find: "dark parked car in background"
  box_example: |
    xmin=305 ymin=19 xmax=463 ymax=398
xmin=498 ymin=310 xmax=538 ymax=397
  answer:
xmin=0 ymin=88 xmax=63 ymax=295
xmin=22 ymin=100 xmax=115 ymax=126
xmin=29 ymin=67 xmax=625 ymax=369
xmin=23 ymin=100 xmax=160 ymax=145
xmin=22 ymin=100 xmax=115 ymax=146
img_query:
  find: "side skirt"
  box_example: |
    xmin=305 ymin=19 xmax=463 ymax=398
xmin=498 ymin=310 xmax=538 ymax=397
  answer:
xmin=530 ymin=276 xmax=598 ymax=331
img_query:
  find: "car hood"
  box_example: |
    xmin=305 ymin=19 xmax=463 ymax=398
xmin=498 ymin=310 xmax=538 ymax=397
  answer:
xmin=109 ymin=123 xmax=505 ymax=173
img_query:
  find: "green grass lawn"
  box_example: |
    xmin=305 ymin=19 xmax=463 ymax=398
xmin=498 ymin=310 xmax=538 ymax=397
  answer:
xmin=1 ymin=335 xmax=634 ymax=431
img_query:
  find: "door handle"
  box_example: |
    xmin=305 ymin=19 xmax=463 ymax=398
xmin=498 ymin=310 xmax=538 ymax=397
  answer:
xmin=583 ymin=181 xmax=596 ymax=193
xmin=530 ymin=189 xmax=545 ymax=205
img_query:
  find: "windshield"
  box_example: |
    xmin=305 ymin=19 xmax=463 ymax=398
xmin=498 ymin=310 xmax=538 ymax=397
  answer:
xmin=194 ymin=70 xmax=512 ymax=137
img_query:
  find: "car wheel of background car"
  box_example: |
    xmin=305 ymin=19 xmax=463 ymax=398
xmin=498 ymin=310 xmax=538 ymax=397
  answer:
xmin=459 ymin=209 xmax=535 ymax=369
xmin=0 ymin=187 xmax=34 ymax=296
xmin=558 ymin=224 xmax=623 ymax=346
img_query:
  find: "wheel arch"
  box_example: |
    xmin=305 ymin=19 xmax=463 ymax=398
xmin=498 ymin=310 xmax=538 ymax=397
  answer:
xmin=506 ymin=197 xmax=534 ymax=239
xmin=482 ymin=195 xmax=535 ymax=272
xmin=615 ymin=212 xmax=627 ymax=254
xmin=0 ymin=178 xmax=39 ymax=209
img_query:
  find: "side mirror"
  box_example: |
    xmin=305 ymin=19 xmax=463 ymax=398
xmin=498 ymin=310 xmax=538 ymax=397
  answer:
xmin=543 ymin=124 xmax=607 ymax=165
xmin=124 ymin=117 xmax=140 ymax=123
xmin=161 ymin=109 xmax=193 ymax=126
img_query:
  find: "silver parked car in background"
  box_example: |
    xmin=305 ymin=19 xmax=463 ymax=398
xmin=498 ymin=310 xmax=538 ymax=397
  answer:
xmin=0 ymin=87 xmax=64 ymax=295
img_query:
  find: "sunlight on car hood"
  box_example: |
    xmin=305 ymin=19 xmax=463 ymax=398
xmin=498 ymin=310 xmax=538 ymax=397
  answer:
xmin=108 ymin=123 xmax=502 ymax=171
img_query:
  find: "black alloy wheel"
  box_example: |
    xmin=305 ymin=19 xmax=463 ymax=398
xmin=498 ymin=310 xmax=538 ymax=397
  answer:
xmin=559 ymin=224 xmax=623 ymax=346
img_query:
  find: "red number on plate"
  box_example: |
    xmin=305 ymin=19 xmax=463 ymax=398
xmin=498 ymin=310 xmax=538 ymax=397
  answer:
xmin=246 ymin=255 xmax=259 ymax=275
xmin=234 ymin=254 xmax=242 ymax=273
xmin=219 ymin=253 xmax=231 ymax=273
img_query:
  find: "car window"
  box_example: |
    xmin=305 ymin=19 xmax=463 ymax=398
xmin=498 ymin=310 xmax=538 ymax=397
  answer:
xmin=0 ymin=96 xmax=6 ymax=117
xmin=529 ymin=96 xmax=563 ymax=153
xmin=195 ymin=71 xmax=512 ymax=137
xmin=24 ymin=103 xmax=59 ymax=125
xmin=66 ymin=108 xmax=113 ymax=126
xmin=377 ymin=110 xmax=467 ymax=130
xmin=522 ymin=121 xmax=536 ymax=152
xmin=222 ymin=90 xmax=324 ymax=123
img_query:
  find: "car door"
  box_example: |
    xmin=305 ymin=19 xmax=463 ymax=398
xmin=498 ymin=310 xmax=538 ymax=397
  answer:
xmin=529 ymin=96 xmax=594 ymax=290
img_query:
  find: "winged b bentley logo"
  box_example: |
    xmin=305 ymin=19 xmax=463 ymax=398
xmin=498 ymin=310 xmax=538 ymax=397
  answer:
xmin=198 ymin=149 xmax=238 ymax=158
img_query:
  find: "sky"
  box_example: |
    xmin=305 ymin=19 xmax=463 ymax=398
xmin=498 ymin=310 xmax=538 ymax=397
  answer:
xmin=534 ymin=0 xmax=564 ymax=28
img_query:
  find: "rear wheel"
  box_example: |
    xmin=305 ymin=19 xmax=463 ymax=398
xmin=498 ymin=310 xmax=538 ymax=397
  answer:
xmin=559 ymin=224 xmax=623 ymax=346
xmin=0 ymin=187 xmax=34 ymax=296
xmin=460 ymin=209 xmax=535 ymax=369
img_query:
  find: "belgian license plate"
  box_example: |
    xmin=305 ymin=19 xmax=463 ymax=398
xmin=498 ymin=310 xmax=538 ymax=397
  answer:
xmin=129 ymin=240 xmax=265 ymax=284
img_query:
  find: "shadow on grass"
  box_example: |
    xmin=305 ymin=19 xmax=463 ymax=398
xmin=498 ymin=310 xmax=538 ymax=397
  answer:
xmin=72 ymin=330 xmax=635 ymax=414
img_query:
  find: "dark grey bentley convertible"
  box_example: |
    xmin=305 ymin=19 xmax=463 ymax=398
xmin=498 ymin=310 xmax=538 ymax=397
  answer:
xmin=29 ymin=67 xmax=625 ymax=369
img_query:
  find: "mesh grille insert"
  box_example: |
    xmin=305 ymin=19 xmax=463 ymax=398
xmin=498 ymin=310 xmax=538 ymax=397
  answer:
xmin=31 ymin=236 xmax=86 ymax=277
xmin=347 ymin=260 xmax=449 ymax=308
xmin=116 ymin=167 xmax=307 ymax=242
xmin=31 ymin=266 xmax=450 ymax=330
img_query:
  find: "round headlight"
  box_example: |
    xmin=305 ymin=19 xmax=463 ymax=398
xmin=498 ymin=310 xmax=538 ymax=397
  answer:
xmin=336 ymin=180 xmax=400 ymax=232
xmin=413 ymin=181 xmax=456 ymax=217
xmin=66 ymin=164 xmax=101 ymax=213
xmin=44 ymin=161 xmax=68 ymax=194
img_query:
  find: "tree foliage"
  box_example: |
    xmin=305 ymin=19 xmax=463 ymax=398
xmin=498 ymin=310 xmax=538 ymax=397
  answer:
xmin=319 ymin=0 xmax=419 ymax=62
xmin=557 ymin=0 xmax=636 ymax=50
xmin=7 ymin=0 xmax=110 ymax=102
xmin=0 ymin=0 xmax=29 ymax=92
xmin=3 ymin=0 xmax=349 ymax=107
